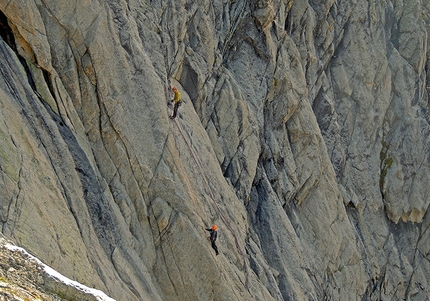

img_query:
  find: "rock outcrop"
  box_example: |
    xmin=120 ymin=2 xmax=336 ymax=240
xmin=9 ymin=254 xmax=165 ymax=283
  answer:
xmin=0 ymin=234 xmax=115 ymax=301
xmin=0 ymin=0 xmax=429 ymax=300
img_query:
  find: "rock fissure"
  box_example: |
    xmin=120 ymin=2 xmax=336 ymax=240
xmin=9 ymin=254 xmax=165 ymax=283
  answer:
xmin=1 ymin=0 xmax=430 ymax=300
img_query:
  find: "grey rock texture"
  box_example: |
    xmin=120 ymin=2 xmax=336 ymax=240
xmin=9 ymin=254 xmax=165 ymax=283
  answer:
xmin=0 ymin=0 xmax=429 ymax=300
xmin=0 ymin=234 xmax=114 ymax=301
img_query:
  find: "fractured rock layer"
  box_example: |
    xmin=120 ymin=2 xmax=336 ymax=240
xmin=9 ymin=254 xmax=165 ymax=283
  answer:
xmin=0 ymin=0 xmax=429 ymax=300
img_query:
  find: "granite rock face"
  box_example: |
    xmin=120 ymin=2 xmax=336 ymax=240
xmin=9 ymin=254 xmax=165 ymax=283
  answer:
xmin=0 ymin=0 xmax=429 ymax=300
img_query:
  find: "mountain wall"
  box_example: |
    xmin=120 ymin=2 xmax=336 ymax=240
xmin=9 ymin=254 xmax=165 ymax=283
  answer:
xmin=0 ymin=0 xmax=429 ymax=300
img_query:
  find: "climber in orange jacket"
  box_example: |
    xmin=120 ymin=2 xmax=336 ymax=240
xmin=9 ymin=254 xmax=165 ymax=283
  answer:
xmin=206 ymin=225 xmax=219 ymax=255
xmin=170 ymin=86 xmax=181 ymax=119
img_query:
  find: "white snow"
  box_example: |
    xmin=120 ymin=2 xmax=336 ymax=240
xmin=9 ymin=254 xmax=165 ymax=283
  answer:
xmin=5 ymin=243 xmax=116 ymax=301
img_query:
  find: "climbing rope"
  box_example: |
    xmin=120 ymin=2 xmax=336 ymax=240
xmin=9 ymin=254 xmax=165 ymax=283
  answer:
xmin=171 ymin=127 xmax=206 ymax=225
xmin=173 ymin=118 xmax=244 ymax=256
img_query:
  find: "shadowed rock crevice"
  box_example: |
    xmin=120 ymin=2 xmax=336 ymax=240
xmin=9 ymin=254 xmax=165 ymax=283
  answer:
xmin=0 ymin=10 xmax=16 ymax=51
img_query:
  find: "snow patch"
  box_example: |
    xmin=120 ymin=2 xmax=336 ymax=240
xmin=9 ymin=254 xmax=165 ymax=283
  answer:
xmin=5 ymin=244 xmax=116 ymax=301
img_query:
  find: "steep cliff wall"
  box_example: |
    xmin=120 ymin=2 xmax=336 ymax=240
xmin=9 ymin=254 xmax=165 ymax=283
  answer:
xmin=0 ymin=0 xmax=429 ymax=300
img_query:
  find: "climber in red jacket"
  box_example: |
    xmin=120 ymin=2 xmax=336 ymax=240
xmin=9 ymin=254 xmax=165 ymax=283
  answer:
xmin=206 ymin=225 xmax=219 ymax=255
xmin=170 ymin=86 xmax=181 ymax=119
